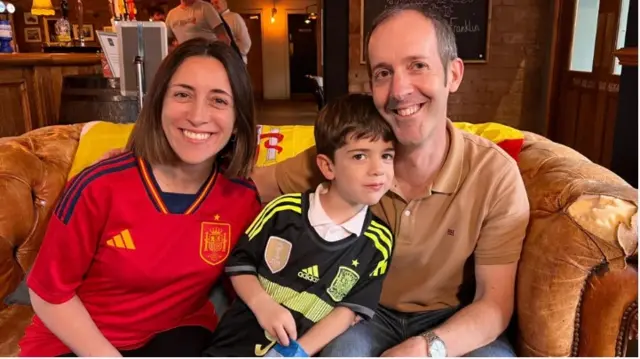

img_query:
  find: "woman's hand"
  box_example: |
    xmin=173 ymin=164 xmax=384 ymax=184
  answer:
xmin=253 ymin=299 xmax=297 ymax=347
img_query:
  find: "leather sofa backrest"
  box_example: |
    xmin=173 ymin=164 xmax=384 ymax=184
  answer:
xmin=0 ymin=124 xmax=84 ymax=306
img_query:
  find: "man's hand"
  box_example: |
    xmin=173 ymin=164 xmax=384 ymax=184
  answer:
xmin=381 ymin=336 xmax=427 ymax=357
xmin=253 ymin=299 xmax=297 ymax=347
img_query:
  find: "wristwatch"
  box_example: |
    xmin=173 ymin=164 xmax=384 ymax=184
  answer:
xmin=420 ymin=331 xmax=447 ymax=357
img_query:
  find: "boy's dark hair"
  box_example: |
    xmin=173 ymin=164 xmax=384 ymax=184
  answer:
xmin=314 ymin=93 xmax=396 ymax=161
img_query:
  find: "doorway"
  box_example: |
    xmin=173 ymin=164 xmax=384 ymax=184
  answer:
xmin=547 ymin=0 xmax=631 ymax=168
xmin=240 ymin=12 xmax=264 ymax=101
xmin=287 ymin=14 xmax=318 ymax=98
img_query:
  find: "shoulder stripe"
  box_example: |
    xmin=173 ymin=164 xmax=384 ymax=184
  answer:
xmin=365 ymin=221 xmax=395 ymax=277
xmin=229 ymin=177 xmax=257 ymax=191
xmin=55 ymin=155 xmax=136 ymax=225
xmin=246 ymin=193 xmax=302 ymax=240
xmin=363 ymin=232 xmax=389 ymax=262
xmin=368 ymin=220 xmax=393 ymax=253
xmin=55 ymin=152 xmax=134 ymax=219
xmin=245 ymin=193 xmax=301 ymax=235
xmin=229 ymin=177 xmax=261 ymax=203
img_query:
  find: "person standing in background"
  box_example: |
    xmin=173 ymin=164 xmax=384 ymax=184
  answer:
xmin=166 ymin=0 xmax=230 ymax=48
xmin=212 ymin=0 xmax=252 ymax=64
xmin=149 ymin=6 xmax=166 ymax=22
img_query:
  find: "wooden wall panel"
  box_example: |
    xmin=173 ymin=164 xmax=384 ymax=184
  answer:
xmin=0 ymin=54 xmax=101 ymax=137
xmin=0 ymin=78 xmax=32 ymax=137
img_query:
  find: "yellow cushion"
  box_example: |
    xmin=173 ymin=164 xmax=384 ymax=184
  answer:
xmin=69 ymin=121 xmax=135 ymax=179
xmin=70 ymin=121 xmax=524 ymax=179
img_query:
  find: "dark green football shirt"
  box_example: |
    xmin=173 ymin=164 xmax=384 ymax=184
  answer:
xmin=205 ymin=192 xmax=394 ymax=356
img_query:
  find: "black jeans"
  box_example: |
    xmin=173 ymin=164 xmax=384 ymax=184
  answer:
xmin=57 ymin=326 xmax=212 ymax=357
xmin=319 ymin=305 xmax=515 ymax=357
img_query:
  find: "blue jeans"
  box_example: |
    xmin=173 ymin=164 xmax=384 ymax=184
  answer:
xmin=320 ymin=305 xmax=515 ymax=357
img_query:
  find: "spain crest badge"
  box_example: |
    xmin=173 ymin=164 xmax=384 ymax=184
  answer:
xmin=327 ymin=266 xmax=360 ymax=302
xmin=200 ymin=221 xmax=232 ymax=266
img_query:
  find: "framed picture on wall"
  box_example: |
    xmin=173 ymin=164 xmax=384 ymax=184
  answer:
xmin=24 ymin=28 xmax=42 ymax=42
xmin=72 ymin=24 xmax=95 ymax=42
xmin=43 ymin=17 xmax=60 ymax=45
xmin=23 ymin=12 xmax=38 ymax=25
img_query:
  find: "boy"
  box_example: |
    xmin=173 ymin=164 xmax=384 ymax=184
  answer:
xmin=204 ymin=93 xmax=396 ymax=357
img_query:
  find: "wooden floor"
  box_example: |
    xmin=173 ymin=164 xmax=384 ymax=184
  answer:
xmin=255 ymin=99 xmax=318 ymax=126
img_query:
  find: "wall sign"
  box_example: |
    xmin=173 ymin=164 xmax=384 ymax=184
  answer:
xmin=360 ymin=0 xmax=491 ymax=64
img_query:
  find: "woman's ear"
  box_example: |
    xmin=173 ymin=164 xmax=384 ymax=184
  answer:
xmin=316 ymin=154 xmax=335 ymax=181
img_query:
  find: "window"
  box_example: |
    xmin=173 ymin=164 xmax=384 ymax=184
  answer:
xmin=613 ymin=0 xmax=630 ymax=75
xmin=569 ymin=0 xmax=600 ymax=72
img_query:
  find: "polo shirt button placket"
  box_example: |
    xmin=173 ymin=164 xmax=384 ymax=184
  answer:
xmin=397 ymin=202 xmax=416 ymax=243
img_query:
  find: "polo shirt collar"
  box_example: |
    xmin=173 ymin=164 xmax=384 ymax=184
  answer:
xmin=389 ymin=120 xmax=464 ymax=198
xmin=308 ymin=183 xmax=368 ymax=236
xmin=431 ymin=120 xmax=464 ymax=195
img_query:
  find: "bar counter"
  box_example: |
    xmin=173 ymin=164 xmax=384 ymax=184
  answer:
xmin=0 ymin=53 xmax=102 ymax=137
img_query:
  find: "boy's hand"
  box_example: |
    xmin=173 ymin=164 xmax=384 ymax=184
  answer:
xmin=254 ymin=300 xmax=297 ymax=346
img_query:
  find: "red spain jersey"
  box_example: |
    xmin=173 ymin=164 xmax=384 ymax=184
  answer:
xmin=19 ymin=152 xmax=261 ymax=357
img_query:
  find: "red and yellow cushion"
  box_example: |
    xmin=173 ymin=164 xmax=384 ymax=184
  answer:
xmin=69 ymin=121 xmax=524 ymax=179
xmin=453 ymin=122 xmax=524 ymax=161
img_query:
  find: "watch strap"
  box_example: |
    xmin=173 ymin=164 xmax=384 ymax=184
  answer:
xmin=420 ymin=331 xmax=445 ymax=357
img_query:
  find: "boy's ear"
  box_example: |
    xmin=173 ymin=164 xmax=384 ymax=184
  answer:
xmin=316 ymin=154 xmax=335 ymax=181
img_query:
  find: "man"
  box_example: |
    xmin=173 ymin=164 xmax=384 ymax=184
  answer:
xmin=251 ymin=4 xmax=529 ymax=357
xmin=148 ymin=6 xmax=165 ymax=22
xmin=212 ymin=0 xmax=252 ymax=64
xmin=165 ymin=0 xmax=230 ymax=47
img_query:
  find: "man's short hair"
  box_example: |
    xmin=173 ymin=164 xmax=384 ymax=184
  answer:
xmin=365 ymin=4 xmax=458 ymax=76
xmin=314 ymin=93 xmax=396 ymax=161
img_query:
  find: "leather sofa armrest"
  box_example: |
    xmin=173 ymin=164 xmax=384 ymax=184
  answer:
xmin=516 ymin=141 xmax=638 ymax=357
xmin=578 ymin=262 xmax=637 ymax=356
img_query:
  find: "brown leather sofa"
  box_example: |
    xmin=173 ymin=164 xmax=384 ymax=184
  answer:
xmin=0 ymin=124 xmax=637 ymax=357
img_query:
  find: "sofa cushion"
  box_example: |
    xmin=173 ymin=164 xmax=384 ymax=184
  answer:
xmin=70 ymin=121 xmax=524 ymax=178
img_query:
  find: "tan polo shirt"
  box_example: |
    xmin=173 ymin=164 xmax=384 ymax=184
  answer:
xmin=274 ymin=121 xmax=530 ymax=312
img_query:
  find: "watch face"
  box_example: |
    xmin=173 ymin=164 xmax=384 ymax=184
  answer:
xmin=0 ymin=2 xmax=6 ymax=13
xmin=430 ymin=339 xmax=447 ymax=358
xmin=6 ymin=3 xmax=14 ymax=13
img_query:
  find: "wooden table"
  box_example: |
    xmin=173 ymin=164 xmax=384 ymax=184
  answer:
xmin=0 ymin=53 xmax=101 ymax=138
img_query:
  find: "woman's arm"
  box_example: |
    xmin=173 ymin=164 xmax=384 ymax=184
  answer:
xmin=25 ymin=163 xmax=120 ymax=356
xmin=297 ymin=307 xmax=356 ymax=356
xmin=30 ymin=290 xmax=121 ymax=357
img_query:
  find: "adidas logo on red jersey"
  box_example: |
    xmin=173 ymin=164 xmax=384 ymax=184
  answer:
xmin=106 ymin=229 xmax=136 ymax=250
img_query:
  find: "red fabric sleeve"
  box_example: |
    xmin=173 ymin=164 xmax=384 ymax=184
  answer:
xmin=27 ymin=182 xmax=105 ymax=304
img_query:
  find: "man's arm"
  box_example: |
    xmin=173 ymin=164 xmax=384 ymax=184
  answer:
xmin=165 ymin=13 xmax=176 ymax=46
xmin=202 ymin=3 xmax=230 ymax=44
xmin=233 ymin=13 xmax=252 ymax=55
xmin=214 ymin=25 xmax=231 ymax=45
xmin=251 ymin=146 xmax=322 ymax=203
xmin=383 ymin=161 xmax=529 ymax=357
xmin=430 ymin=262 xmax=517 ymax=356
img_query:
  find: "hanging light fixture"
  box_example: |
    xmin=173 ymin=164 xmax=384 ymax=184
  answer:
xmin=31 ymin=0 xmax=55 ymax=16
xmin=270 ymin=0 xmax=276 ymax=23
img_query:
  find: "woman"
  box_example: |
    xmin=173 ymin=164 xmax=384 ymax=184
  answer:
xmin=19 ymin=38 xmax=261 ymax=357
